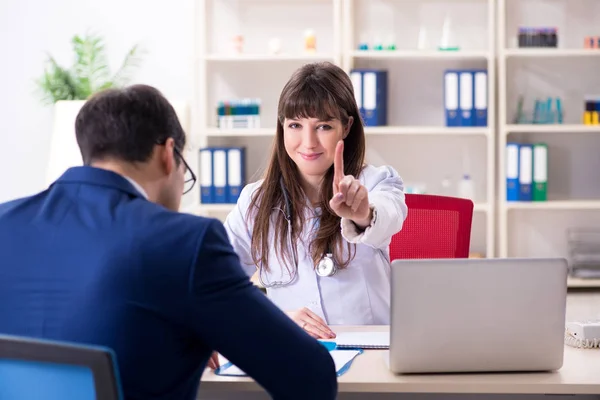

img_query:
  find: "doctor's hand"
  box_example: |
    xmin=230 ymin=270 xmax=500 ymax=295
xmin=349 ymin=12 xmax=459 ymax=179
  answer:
xmin=329 ymin=140 xmax=372 ymax=228
xmin=207 ymin=351 xmax=220 ymax=370
xmin=286 ymin=308 xmax=336 ymax=339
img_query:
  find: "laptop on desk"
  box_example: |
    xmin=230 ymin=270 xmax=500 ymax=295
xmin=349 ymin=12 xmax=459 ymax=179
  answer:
xmin=388 ymin=258 xmax=568 ymax=374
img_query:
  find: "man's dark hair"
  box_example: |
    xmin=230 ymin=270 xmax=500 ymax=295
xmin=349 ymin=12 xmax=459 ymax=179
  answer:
xmin=75 ymin=84 xmax=186 ymax=165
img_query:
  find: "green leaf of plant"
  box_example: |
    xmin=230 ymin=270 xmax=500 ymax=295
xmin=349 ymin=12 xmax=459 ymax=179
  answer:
xmin=36 ymin=31 xmax=143 ymax=105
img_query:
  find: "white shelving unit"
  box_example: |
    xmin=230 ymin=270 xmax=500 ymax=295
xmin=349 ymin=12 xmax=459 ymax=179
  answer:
xmin=497 ymin=0 xmax=600 ymax=288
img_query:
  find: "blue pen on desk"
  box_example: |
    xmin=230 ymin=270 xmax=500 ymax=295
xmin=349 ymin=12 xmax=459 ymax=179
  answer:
xmin=318 ymin=340 xmax=337 ymax=351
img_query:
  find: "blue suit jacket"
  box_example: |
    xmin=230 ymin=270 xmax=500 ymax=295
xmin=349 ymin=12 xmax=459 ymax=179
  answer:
xmin=0 ymin=167 xmax=336 ymax=400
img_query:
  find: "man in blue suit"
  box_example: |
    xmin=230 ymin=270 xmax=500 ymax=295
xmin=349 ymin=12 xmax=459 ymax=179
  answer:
xmin=0 ymin=85 xmax=337 ymax=400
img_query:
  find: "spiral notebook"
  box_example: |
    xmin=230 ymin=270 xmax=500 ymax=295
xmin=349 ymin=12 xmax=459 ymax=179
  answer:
xmin=330 ymin=331 xmax=389 ymax=349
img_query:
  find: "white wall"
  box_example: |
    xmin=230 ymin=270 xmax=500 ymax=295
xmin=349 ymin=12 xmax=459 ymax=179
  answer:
xmin=0 ymin=0 xmax=195 ymax=203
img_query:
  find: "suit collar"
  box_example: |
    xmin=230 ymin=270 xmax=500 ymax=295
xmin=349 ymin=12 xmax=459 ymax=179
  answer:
xmin=122 ymin=176 xmax=149 ymax=199
xmin=53 ymin=166 xmax=147 ymax=199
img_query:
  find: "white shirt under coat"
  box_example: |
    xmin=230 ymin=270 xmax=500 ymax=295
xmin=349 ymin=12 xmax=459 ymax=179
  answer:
xmin=223 ymin=164 xmax=408 ymax=325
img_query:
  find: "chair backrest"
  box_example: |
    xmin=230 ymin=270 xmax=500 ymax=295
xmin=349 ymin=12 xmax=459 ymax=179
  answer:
xmin=390 ymin=194 xmax=474 ymax=260
xmin=0 ymin=335 xmax=123 ymax=400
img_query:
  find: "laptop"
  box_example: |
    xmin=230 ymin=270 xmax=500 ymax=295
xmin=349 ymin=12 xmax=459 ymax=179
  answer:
xmin=388 ymin=258 xmax=568 ymax=374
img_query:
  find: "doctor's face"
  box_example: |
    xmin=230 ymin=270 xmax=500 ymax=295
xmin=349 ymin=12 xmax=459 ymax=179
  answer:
xmin=283 ymin=117 xmax=350 ymax=182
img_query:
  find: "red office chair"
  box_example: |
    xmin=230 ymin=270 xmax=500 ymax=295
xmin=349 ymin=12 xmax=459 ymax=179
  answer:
xmin=389 ymin=194 xmax=474 ymax=260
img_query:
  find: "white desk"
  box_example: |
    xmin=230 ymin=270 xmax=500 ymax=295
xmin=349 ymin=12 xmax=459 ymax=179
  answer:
xmin=199 ymin=326 xmax=600 ymax=397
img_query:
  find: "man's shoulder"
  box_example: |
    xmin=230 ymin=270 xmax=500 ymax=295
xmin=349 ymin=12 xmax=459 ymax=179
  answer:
xmin=0 ymin=192 xmax=46 ymax=219
xmin=0 ymin=198 xmax=26 ymax=216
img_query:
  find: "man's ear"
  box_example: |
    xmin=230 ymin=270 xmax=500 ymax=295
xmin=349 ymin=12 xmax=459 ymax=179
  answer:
xmin=160 ymin=138 xmax=176 ymax=175
xmin=343 ymin=116 xmax=354 ymax=139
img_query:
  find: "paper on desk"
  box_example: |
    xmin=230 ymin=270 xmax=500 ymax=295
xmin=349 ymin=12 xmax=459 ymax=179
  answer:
xmin=214 ymin=350 xmax=362 ymax=377
xmin=215 ymin=361 xmax=246 ymax=376
xmin=330 ymin=349 xmax=362 ymax=376
xmin=213 ymin=354 xmax=247 ymax=377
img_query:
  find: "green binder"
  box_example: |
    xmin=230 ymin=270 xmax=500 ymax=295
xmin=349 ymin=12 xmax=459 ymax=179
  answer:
xmin=533 ymin=143 xmax=548 ymax=201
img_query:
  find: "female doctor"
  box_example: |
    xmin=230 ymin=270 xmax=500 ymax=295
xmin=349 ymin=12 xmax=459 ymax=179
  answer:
xmin=224 ymin=62 xmax=407 ymax=339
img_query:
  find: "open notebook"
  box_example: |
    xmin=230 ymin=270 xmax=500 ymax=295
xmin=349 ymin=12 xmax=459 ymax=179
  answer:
xmin=214 ymin=349 xmax=363 ymax=377
xmin=327 ymin=331 xmax=389 ymax=349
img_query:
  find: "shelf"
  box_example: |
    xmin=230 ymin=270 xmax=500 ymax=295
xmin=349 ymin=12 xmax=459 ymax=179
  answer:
xmin=351 ymin=50 xmax=490 ymax=60
xmin=365 ymin=126 xmax=489 ymax=136
xmin=203 ymin=126 xmax=490 ymax=137
xmin=205 ymin=128 xmax=275 ymax=137
xmin=184 ymin=204 xmax=234 ymax=215
xmin=187 ymin=202 xmax=489 ymax=215
xmin=503 ymin=48 xmax=600 ymax=58
xmin=204 ymin=53 xmax=334 ymax=62
xmin=567 ymin=277 xmax=600 ymax=289
xmin=505 ymin=200 xmax=600 ymax=211
xmin=505 ymin=124 xmax=600 ymax=134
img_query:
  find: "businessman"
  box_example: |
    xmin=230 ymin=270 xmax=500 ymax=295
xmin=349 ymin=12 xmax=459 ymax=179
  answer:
xmin=0 ymin=85 xmax=337 ymax=400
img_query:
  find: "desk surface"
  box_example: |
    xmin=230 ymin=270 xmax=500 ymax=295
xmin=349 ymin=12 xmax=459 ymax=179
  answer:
xmin=200 ymin=326 xmax=600 ymax=395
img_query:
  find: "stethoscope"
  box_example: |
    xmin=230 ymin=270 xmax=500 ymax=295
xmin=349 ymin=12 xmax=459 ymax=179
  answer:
xmin=257 ymin=179 xmax=337 ymax=289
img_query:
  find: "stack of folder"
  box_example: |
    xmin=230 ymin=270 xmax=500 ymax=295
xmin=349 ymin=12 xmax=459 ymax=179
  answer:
xmin=199 ymin=147 xmax=246 ymax=204
xmin=444 ymin=69 xmax=488 ymax=127
xmin=349 ymin=68 xmax=388 ymax=127
xmin=506 ymin=142 xmax=548 ymax=202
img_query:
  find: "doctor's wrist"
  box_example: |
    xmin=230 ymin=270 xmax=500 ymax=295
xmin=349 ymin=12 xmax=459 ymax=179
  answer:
xmin=351 ymin=207 xmax=373 ymax=230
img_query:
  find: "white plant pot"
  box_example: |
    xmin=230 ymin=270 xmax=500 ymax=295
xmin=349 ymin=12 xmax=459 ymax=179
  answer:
xmin=46 ymin=100 xmax=86 ymax=187
xmin=45 ymin=99 xmax=190 ymax=188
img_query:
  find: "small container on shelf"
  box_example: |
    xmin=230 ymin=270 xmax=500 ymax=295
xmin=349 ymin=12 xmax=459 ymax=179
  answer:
xmin=357 ymin=33 xmax=369 ymax=51
xmin=304 ymin=29 xmax=316 ymax=53
xmin=385 ymin=35 xmax=396 ymax=51
xmin=583 ymin=96 xmax=600 ymax=125
xmin=268 ymin=38 xmax=282 ymax=55
xmin=372 ymin=36 xmax=384 ymax=51
xmin=231 ymin=35 xmax=244 ymax=54
xmin=457 ymin=174 xmax=475 ymax=201
xmin=584 ymin=36 xmax=600 ymax=49
xmin=567 ymin=228 xmax=600 ymax=279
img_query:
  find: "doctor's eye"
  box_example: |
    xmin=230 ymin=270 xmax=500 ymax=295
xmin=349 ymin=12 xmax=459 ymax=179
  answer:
xmin=317 ymin=124 xmax=333 ymax=131
xmin=288 ymin=123 xmax=301 ymax=129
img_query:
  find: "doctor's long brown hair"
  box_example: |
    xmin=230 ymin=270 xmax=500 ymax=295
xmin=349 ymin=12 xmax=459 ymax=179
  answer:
xmin=248 ymin=62 xmax=366 ymax=274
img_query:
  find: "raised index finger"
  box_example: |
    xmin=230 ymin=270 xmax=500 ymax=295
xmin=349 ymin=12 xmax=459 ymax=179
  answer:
xmin=333 ymin=140 xmax=344 ymax=186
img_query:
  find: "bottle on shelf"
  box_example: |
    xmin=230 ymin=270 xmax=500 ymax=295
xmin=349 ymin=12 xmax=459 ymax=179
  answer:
xmin=440 ymin=175 xmax=453 ymax=197
xmin=304 ymin=29 xmax=316 ymax=53
xmin=457 ymin=174 xmax=475 ymax=201
xmin=386 ymin=34 xmax=396 ymax=51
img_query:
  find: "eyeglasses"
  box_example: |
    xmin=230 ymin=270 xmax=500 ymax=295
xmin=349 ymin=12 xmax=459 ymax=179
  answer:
xmin=173 ymin=147 xmax=196 ymax=195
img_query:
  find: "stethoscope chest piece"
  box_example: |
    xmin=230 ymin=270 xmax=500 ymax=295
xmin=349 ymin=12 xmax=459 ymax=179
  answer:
xmin=316 ymin=253 xmax=336 ymax=277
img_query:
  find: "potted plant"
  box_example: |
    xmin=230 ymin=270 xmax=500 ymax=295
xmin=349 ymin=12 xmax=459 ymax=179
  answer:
xmin=37 ymin=32 xmax=143 ymax=185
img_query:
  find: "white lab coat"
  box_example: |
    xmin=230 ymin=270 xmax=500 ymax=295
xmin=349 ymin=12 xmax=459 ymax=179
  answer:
xmin=223 ymin=164 xmax=408 ymax=325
